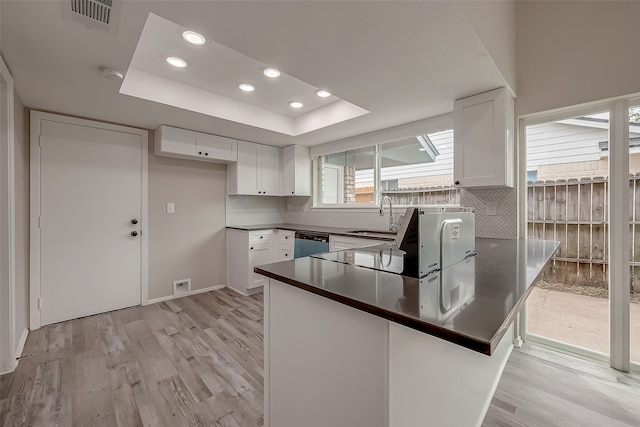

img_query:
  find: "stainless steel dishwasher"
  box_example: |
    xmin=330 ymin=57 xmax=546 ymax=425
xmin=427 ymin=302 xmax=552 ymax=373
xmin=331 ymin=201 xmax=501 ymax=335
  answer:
xmin=294 ymin=231 xmax=330 ymax=258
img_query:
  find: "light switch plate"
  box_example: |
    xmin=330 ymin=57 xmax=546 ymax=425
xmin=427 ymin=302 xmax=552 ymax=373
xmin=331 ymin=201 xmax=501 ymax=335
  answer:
xmin=167 ymin=202 xmax=175 ymax=214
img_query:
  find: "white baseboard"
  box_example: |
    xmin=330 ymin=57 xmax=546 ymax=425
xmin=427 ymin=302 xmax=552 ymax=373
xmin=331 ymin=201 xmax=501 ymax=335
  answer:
xmin=15 ymin=328 xmax=28 ymax=360
xmin=227 ymin=285 xmax=263 ymax=297
xmin=0 ymin=328 xmax=29 ymax=375
xmin=145 ymin=284 xmax=226 ymax=305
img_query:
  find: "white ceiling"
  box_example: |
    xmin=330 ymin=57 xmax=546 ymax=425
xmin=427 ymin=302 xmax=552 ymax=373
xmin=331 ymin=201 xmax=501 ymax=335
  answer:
xmin=0 ymin=1 xmax=506 ymax=147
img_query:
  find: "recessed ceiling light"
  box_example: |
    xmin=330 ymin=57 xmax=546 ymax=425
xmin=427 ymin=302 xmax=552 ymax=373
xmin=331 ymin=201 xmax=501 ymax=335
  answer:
xmin=263 ymin=68 xmax=281 ymax=78
xmin=166 ymin=56 xmax=188 ymax=68
xmin=316 ymin=90 xmax=331 ymax=98
xmin=182 ymin=30 xmax=206 ymax=45
xmin=239 ymin=83 xmax=255 ymax=92
xmin=289 ymin=101 xmax=303 ymax=109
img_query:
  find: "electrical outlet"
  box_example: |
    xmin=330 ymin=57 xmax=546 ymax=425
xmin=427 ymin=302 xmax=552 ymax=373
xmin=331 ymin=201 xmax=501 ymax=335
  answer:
xmin=167 ymin=202 xmax=175 ymax=214
xmin=486 ymin=202 xmax=498 ymax=216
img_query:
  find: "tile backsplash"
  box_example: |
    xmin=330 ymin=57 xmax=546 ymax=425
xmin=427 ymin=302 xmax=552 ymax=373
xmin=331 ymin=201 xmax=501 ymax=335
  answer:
xmin=227 ymin=188 xmax=518 ymax=240
xmin=460 ymin=188 xmax=517 ymax=239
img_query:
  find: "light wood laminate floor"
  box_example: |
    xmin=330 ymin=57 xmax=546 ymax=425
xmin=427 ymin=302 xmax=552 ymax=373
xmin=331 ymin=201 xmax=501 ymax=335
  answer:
xmin=1 ymin=288 xmax=639 ymax=427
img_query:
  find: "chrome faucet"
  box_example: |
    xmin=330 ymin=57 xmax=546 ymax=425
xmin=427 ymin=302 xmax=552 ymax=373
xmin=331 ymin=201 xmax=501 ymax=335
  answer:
xmin=379 ymin=196 xmax=398 ymax=232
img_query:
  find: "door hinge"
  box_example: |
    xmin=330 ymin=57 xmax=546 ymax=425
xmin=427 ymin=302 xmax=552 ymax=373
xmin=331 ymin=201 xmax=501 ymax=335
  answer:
xmin=38 ymin=216 xmax=42 ymax=228
xmin=38 ymin=298 xmax=42 ymax=309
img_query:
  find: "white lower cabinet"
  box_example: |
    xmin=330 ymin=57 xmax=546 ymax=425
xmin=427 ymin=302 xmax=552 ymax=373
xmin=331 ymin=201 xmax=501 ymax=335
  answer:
xmin=329 ymin=235 xmax=390 ymax=252
xmin=275 ymin=229 xmax=295 ymax=261
xmin=227 ymin=228 xmax=274 ymax=295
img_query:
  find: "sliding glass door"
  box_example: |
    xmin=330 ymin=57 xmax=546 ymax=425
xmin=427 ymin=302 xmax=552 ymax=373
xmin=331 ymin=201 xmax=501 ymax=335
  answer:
xmin=525 ymin=110 xmax=611 ymax=358
xmin=524 ymin=99 xmax=637 ymax=371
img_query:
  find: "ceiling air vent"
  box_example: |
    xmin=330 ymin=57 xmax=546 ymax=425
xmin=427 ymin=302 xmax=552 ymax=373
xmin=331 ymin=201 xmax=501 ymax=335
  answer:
xmin=63 ymin=0 xmax=121 ymax=34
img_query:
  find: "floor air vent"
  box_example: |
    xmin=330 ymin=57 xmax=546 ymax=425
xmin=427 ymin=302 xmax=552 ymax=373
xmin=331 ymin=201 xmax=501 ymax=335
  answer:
xmin=64 ymin=0 xmax=120 ymax=34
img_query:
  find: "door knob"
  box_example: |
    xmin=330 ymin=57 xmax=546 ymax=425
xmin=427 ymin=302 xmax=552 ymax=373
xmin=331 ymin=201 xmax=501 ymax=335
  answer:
xmin=131 ymin=219 xmax=138 ymax=225
xmin=131 ymin=231 xmax=138 ymax=237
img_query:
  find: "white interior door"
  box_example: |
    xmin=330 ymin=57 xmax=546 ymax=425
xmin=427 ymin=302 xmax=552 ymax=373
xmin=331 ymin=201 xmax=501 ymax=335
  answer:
xmin=38 ymin=119 xmax=142 ymax=326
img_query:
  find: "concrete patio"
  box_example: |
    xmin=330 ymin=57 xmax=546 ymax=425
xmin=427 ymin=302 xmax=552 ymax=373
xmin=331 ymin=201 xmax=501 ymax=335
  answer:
xmin=527 ymin=287 xmax=640 ymax=362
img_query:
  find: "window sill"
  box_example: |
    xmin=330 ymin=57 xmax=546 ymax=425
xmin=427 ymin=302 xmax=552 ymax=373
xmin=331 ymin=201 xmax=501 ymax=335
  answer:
xmin=311 ymin=203 xmax=461 ymax=213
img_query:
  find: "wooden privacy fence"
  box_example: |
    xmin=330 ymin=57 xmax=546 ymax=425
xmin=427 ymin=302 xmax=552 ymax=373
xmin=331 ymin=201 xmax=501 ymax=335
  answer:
xmin=356 ymin=186 xmax=460 ymax=205
xmin=528 ymin=175 xmax=640 ymax=293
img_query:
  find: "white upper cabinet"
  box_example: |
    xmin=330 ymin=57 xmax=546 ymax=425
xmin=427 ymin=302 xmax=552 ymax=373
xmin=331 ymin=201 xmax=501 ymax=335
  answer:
xmin=453 ymin=87 xmax=514 ymax=188
xmin=155 ymin=125 xmax=237 ymax=163
xmin=228 ymin=141 xmax=282 ymax=195
xmin=282 ymin=145 xmax=312 ymax=196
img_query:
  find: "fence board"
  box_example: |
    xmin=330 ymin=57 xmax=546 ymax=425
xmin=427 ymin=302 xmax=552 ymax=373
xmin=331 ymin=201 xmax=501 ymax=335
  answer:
xmin=592 ymin=181 xmax=605 ymax=222
xmin=528 ymin=186 xmax=535 ymax=220
xmin=566 ymin=180 xmax=579 ymax=221
xmin=555 ymin=182 xmax=567 ymax=221
xmin=566 ymin=224 xmax=579 ymax=258
xmin=591 ymin=264 xmax=607 ymax=288
xmin=545 ymin=185 xmax=556 ymax=221
xmin=578 ymin=262 xmax=591 ymax=286
xmin=579 ymin=224 xmax=591 ymax=260
xmin=592 ymin=223 xmax=605 ymax=260
xmin=554 ymin=260 xmax=568 ymax=284
xmin=535 ymin=183 xmax=545 ymax=220
xmin=555 ymin=223 xmax=567 ymax=258
xmin=579 ymin=180 xmax=592 ymax=222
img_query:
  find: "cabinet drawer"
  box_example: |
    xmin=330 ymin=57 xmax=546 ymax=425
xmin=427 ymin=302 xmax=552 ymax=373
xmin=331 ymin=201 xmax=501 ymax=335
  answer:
xmin=249 ymin=230 xmax=273 ymax=244
xmin=278 ymin=248 xmax=293 ymax=261
xmin=278 ymin=230 xmax=295 ymax=245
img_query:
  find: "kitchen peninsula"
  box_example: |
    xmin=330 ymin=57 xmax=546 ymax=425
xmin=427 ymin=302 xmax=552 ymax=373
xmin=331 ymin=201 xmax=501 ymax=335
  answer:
xmin=256 ymin=238 xmax=558 ymax=427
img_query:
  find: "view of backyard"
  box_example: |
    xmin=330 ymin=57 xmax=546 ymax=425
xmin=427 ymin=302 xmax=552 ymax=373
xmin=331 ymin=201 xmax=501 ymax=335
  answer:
xmin=526 ymin=110 xmax=640 ymax=364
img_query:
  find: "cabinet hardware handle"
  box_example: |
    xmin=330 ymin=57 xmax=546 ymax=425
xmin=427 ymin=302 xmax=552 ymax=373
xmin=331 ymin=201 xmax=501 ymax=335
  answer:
xmin=260 ymin=236 xmax=263 ymax=239
xmin=285 ymin=236 xmax=288 ymax=239
xmin=292 ymin=191 xmax=294 ymax=194
xmin=198 ymin=151 xmax=202 ymax=155
xmin=250 ymin=246 xmax=254 ymax=250
xmin=454 ymin=180 xmax=460 ymax=185
xmin=205 ymin=153 xmax=209 ymax=156
xmin=131 ymin=219 xmax=138 ymax=225
xmin=131 ymin=231 xmax=138 ymax=237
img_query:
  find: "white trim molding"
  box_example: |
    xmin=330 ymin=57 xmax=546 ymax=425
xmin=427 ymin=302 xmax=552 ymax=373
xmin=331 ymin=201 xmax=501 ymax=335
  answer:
xmin=609 ymin=99 xmax=630 ymax=372
xmin=145 ymin=284 xmax=226 ymax=305
xmin=0 ymin=54 xmax=16 ymax=374
xmin=29 ymin=111 xmax=149 ymax=329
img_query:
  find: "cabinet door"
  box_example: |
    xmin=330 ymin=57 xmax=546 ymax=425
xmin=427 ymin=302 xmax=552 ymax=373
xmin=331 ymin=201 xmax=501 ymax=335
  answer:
xmin=236 ymin=141 xmax=261 ymax=195
xmin=282 ymin=145 xmax=311 ymax=196
xmin=329 ymin=235 xmax=361 ymax=252
xmin=197 ymin=134 xmax=238 ymax=162
xmin=156 ymin=126 xmax=198 ymax=157
xmin=453 ymin=87 xmax=513 ymax=188
xmin=260 ymin=144 xmax=281 ymax=195
xmin=248 ymin=243 xmax=273 ymax=289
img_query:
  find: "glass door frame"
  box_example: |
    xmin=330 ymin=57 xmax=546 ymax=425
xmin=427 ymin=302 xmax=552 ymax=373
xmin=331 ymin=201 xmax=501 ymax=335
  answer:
xmin=517 ymin=97 xmax=638 ymax=373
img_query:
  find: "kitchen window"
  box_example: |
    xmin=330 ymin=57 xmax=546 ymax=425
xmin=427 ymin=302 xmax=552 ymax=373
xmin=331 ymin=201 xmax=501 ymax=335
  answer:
xmin=313 ymin=129 xmax=459 ymax=207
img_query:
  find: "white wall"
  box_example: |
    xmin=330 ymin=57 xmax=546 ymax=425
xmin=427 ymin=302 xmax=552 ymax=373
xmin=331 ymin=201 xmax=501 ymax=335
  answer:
xmin=148 ymin=136 xmax=228 ymax=300
xmin=457 ymin=0 xmax=517 ymax=95
xmin=516 ymin=1 xmax=640 ymax=117
xmin=225 ymin=195 xmax=286 ymax=227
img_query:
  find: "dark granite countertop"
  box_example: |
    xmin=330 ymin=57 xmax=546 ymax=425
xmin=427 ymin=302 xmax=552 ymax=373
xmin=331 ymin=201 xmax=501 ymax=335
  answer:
xmin=255 ymin=238 xmax=559 ymax=355
xmin=226 ymin=223 xmax=396 ymax=241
